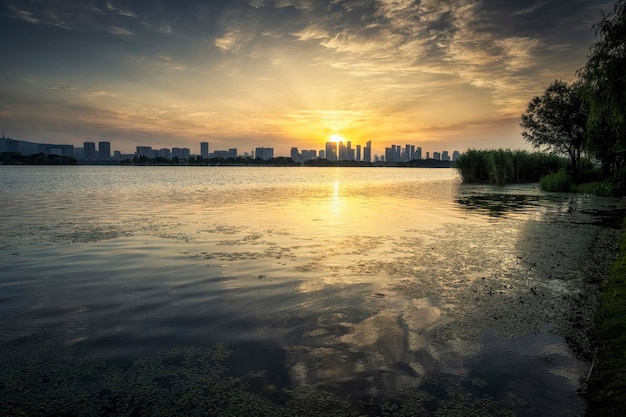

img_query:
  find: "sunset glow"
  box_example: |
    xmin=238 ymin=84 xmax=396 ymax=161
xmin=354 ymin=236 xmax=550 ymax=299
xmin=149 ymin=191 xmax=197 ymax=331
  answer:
xmin=0 ymin=1 xmax=608 ymax=156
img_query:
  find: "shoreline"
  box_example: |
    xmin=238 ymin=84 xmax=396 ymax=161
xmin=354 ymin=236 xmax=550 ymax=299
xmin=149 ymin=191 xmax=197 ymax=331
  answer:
xmin=585 ymin=216 xmax=626 ymax=416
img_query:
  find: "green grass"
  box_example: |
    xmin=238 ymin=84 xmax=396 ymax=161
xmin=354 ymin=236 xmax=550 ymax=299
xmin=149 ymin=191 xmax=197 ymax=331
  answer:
xmin=585 ymin=217 xmax=626 ymax=416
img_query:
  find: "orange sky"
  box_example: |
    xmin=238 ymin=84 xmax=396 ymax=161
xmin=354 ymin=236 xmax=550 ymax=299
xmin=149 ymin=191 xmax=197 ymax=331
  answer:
xmin=0 ymin=0 xmax=612 ymax=157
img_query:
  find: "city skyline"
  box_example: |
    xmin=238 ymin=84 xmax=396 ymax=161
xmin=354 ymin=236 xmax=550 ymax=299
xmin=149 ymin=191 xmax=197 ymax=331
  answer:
xmin=0 ymin=1 xmax=610 ymax=155
xmin=1 ymin=135 xmax=459 ymax=163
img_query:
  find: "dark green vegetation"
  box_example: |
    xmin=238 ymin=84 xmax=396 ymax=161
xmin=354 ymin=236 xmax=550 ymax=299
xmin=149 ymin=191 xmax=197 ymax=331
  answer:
xmin=0 ymin=334 xmax=514 ymax=417
xmin=585 ymin=217 xmax=626 ymax=417
xmin=124 ymin=156 xmax=452 ymax=168
xmin=463 ymin=0 xmax=626 ymax=195
xmin=124 ymin=155 xmax=301 ymax=166
xmin=455 ymin=149 xmax=568 ymax=186
xmin=1 ymin=152 xmax=77 ymax=165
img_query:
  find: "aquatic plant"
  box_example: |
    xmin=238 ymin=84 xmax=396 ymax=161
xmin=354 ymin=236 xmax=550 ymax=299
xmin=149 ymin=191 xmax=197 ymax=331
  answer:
xmin=455 ymin=149 xmax=568 ymax=185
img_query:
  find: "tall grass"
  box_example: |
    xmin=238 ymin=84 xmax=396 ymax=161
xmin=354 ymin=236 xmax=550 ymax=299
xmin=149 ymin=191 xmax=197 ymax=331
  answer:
xmin=455 ymin=149 xmax=569 ymax=185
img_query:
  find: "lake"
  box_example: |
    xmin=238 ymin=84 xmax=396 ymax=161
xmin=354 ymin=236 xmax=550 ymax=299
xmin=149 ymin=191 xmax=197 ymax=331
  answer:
xmin=0 ymin=165 xmax=622 ymax=416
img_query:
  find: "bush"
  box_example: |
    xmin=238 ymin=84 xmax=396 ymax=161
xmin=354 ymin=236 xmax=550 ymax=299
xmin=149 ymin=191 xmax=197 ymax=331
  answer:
xmin=539 ymin=169 xmax=574 ymax=192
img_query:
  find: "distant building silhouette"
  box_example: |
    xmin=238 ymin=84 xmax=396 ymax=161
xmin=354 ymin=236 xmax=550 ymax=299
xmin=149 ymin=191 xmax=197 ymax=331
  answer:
xmin=291 ymin=147 xmax=301 ymax=162
xmin=172 ymin=147 xmax=190 ymax=159
xmin=200 ymin=142 xmax=209 ymax=158
xmin=98 ymin=141 xmax=111 ymax=160
xmin=83 ymin=142 xmax=97 ymax=161
xmin=255 ymin=147 xmax=274 ymax=160
xmin=0 ymin=137 xmax=74 ymax=157
xmin=364 ymin=140 xmax=372 ymax=163
xmin=325 ymin=142 xmax=337 ymax=161
xmin=158 ymin=148 xmax=171 ymax=159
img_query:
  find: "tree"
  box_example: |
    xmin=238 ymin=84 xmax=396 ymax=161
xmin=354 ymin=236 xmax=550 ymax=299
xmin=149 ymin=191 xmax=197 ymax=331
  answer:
xmin=579 ymin=0 xmax=626 ymax=125
xmin=578 ymin=0 xmax=626 ymax=179
xmin=520 ymin=80 xmax=588 ymax=178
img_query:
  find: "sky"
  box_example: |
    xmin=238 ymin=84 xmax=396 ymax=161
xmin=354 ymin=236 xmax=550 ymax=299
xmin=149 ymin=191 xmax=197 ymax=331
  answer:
xmin=0 ymin=0 xmax=614 ymax=157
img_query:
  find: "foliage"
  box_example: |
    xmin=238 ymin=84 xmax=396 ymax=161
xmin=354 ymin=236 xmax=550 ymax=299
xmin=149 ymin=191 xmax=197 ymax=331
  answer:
xmin=577 ymin=0 xmax=626 ymax=184
xmin=455 ymin=149 xmax=568 ymax=185
xmin=579 ymin=0 xmax=626 ymax=125
xmin=585 ymin=118 xmax=626 ymax=178
xmin=1 ymin=152 xmax=77 ymax=165
xmin=538 ymin=169 xmax=574 ymax=193
xmin=585 ymin=217 xmax=626 ymax=417
xmin=490 ymin=149 xmax=513 ymax=186
xmin=520 ymin=80 xmax=588 ymax=177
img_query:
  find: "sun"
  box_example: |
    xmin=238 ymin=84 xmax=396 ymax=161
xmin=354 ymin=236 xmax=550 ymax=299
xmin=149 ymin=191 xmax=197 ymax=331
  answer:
xmin=330 ymin=134 xmax=344 ymax=143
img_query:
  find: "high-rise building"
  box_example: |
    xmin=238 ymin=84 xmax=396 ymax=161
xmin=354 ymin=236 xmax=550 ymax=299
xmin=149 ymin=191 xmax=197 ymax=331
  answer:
xmin=442 ymin=150 xmax=450 ymax=161
xmin=255 ymin=147 xmax=274 ymax=160
xmin=415 ymin=147 xmax=422 ymax=160
xmin=200 ymin=142 xmax=209 ymax=158
xmin=98 ymin=141 xmax=111 ymax=160
xmin=172 ymin=147 xmax=190 ymax=159
xmin=136 ymin=146 xmax=152 ymax=157
xmin=356 ymin=144 xmax=361 ymax=162
xmin=338 ymin=142 xmax=347 ymax=161
xmin=325 ymin=142 xmax=337 ymax=161
xmin=83 ymin=142 xmax=96 ymax=160
xmin=433 ymin=151 xmax=441 ymax=160
xmin=291 ymin=147 xmax=301 ymax=162
xmin=452 ymin=150 xmax=461 ymax=161
xmin=363 ymin=140 xmax=372 ymax=163
xmin=228 ymin=148 xmax=237 ymax=159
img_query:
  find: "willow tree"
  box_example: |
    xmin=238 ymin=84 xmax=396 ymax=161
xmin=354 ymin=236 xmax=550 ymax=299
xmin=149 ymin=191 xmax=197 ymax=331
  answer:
xmin=520 ymin=80 xmax=588 ymax=178
xmin=578 ymin=0 xmax=626 ymax=177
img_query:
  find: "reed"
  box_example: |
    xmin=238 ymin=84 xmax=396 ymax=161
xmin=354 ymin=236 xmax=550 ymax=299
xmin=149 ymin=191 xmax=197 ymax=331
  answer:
xmin=455 ymin=149 xmax=569 ymax=185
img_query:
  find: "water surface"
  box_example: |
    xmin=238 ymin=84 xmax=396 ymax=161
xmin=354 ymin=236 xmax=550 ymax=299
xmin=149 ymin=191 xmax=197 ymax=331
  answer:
xmin=0 ymin=166 xmax=621 ymax=416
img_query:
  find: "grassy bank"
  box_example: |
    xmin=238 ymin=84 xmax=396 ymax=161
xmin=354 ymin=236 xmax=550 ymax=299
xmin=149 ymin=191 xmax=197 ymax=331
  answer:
xmin=585 ymin=216 xmax=626 ymax=416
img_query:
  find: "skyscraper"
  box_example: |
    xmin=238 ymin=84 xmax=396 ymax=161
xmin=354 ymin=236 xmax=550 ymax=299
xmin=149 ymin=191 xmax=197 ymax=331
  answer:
xmin=83 ymin=142 xmax=96 ymax=161
xmin=363 ymin=140 xmax=372 ymax=163
xmin=325 ymin=141 xmax=337 ymax=161
xmin=338 ymin=142 xmax=346 ymax=161
xmin=98 ymin=141 xmax=111 ymax=160
xmin=200 ymin=142 xmax=209 ymax=158
xmin=291 ymin=147 xmax=301 ymax=162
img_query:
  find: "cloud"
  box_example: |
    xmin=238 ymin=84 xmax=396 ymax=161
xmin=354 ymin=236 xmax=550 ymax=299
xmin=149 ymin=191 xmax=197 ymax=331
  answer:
xmin=103 ymin=0 xmax=137 ymax=18
xmin=5 ymin=4 xmax=72 ymax=29
xmin=215 ymin=29 xmax=256 ymax=53
xmin=109 ymin=26 xmax=134 ymax=36
xmin=513 ymin=1 xmax=549 ymax=16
